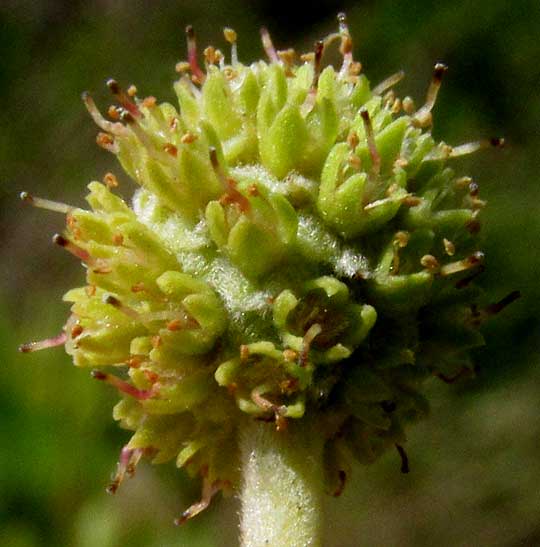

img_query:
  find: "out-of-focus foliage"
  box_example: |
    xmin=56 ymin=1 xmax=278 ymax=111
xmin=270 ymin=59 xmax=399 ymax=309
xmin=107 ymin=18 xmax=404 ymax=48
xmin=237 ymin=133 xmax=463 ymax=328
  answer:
xmin=1 ymin=1 xmax=538 ymax=545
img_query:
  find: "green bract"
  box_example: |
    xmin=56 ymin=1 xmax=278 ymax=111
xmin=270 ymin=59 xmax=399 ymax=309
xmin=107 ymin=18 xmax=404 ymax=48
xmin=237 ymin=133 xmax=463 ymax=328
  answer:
xmin=21 ymin=16 xmax=514 ymax=521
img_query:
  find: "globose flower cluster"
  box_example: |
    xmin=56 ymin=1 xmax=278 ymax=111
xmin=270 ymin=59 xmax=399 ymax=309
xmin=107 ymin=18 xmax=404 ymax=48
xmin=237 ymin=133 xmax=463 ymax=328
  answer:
xmin=20 ymin=15 xmax=517 ymax=522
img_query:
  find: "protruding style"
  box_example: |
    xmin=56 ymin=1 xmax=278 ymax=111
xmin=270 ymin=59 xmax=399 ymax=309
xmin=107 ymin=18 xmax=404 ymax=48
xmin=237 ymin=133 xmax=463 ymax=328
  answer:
xmin=413 ymin=62 xmax=448 ymax=127
xmin=20 ymin=192 xmax=73 ymax=214
xmin=19 ymin=331 xmax=67 ymax=353
xmin=260 ymin=27 xmax=279 ymax=63
xmin=186 ymin=25 xmax=206 ymax=84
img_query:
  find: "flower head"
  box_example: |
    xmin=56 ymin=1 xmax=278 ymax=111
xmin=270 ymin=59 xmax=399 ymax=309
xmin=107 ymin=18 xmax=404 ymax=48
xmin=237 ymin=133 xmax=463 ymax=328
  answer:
xmin=20 ymin=14 xmax=518 ymax=521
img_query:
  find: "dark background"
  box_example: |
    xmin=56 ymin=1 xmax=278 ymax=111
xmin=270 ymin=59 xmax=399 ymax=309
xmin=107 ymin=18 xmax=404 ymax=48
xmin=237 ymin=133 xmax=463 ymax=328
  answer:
xmin=1 ymin=1 xmax=539 ymax=545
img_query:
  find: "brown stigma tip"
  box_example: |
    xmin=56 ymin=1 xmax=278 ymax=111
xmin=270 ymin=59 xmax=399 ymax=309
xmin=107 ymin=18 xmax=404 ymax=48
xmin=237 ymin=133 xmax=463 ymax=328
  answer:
xmin=20 ymin=191 xmax=33 ymax=203
xmin=433 ymin=62 xmax=448 ymax=81
xmin=185 ymin=24 xmax=195 ymax=39
xmin=91 ymin=370 xmax=107 ymax=381
xmin=469 ymin=250 xmax=485 ymax=265
xmin=360 ymin=107 xmax=370 ymax=121
xmin=490 ymin=137 xmax=505 ymax=148
xmin=106 ymin=482 xmax=119 ymax=495
xmin=104 ymin=295 xmax=122 ymax=307
xmin=174 ymin=511 xmax=190 ymax=527
xmin=52 ymin=233 xmax=68 ymax=247
xmin=106 ymin=79 xmax=121 ymax=95
xmin=120 ymin=110 xmax=135 ymax=124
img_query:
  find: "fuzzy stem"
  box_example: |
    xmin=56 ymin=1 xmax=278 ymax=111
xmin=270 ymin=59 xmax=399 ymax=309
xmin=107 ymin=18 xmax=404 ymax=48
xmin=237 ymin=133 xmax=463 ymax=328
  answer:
xmin=239 ymin=418 xmax=324 ymax=547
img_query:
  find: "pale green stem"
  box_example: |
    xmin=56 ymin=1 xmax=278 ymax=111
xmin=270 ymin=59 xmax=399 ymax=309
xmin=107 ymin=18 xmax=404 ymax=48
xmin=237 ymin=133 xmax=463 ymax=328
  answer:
xmin=239 ymin=418 xmax=324 ymax=547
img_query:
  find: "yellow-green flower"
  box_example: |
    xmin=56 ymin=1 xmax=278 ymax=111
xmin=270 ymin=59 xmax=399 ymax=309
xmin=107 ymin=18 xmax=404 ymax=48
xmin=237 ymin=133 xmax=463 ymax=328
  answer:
xmin=20 ymin=14 xmax=518 ymax=529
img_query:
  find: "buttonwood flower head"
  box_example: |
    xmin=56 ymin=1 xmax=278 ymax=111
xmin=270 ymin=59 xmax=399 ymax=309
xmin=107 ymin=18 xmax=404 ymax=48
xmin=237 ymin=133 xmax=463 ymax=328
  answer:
xmin=20 ymin=14 xmax=518 ymax=524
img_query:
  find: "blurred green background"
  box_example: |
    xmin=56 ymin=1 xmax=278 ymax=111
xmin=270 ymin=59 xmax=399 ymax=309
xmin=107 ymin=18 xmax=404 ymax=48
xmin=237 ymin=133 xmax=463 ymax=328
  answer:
xmin=1 ymin=1 xmax=539 ymax=545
